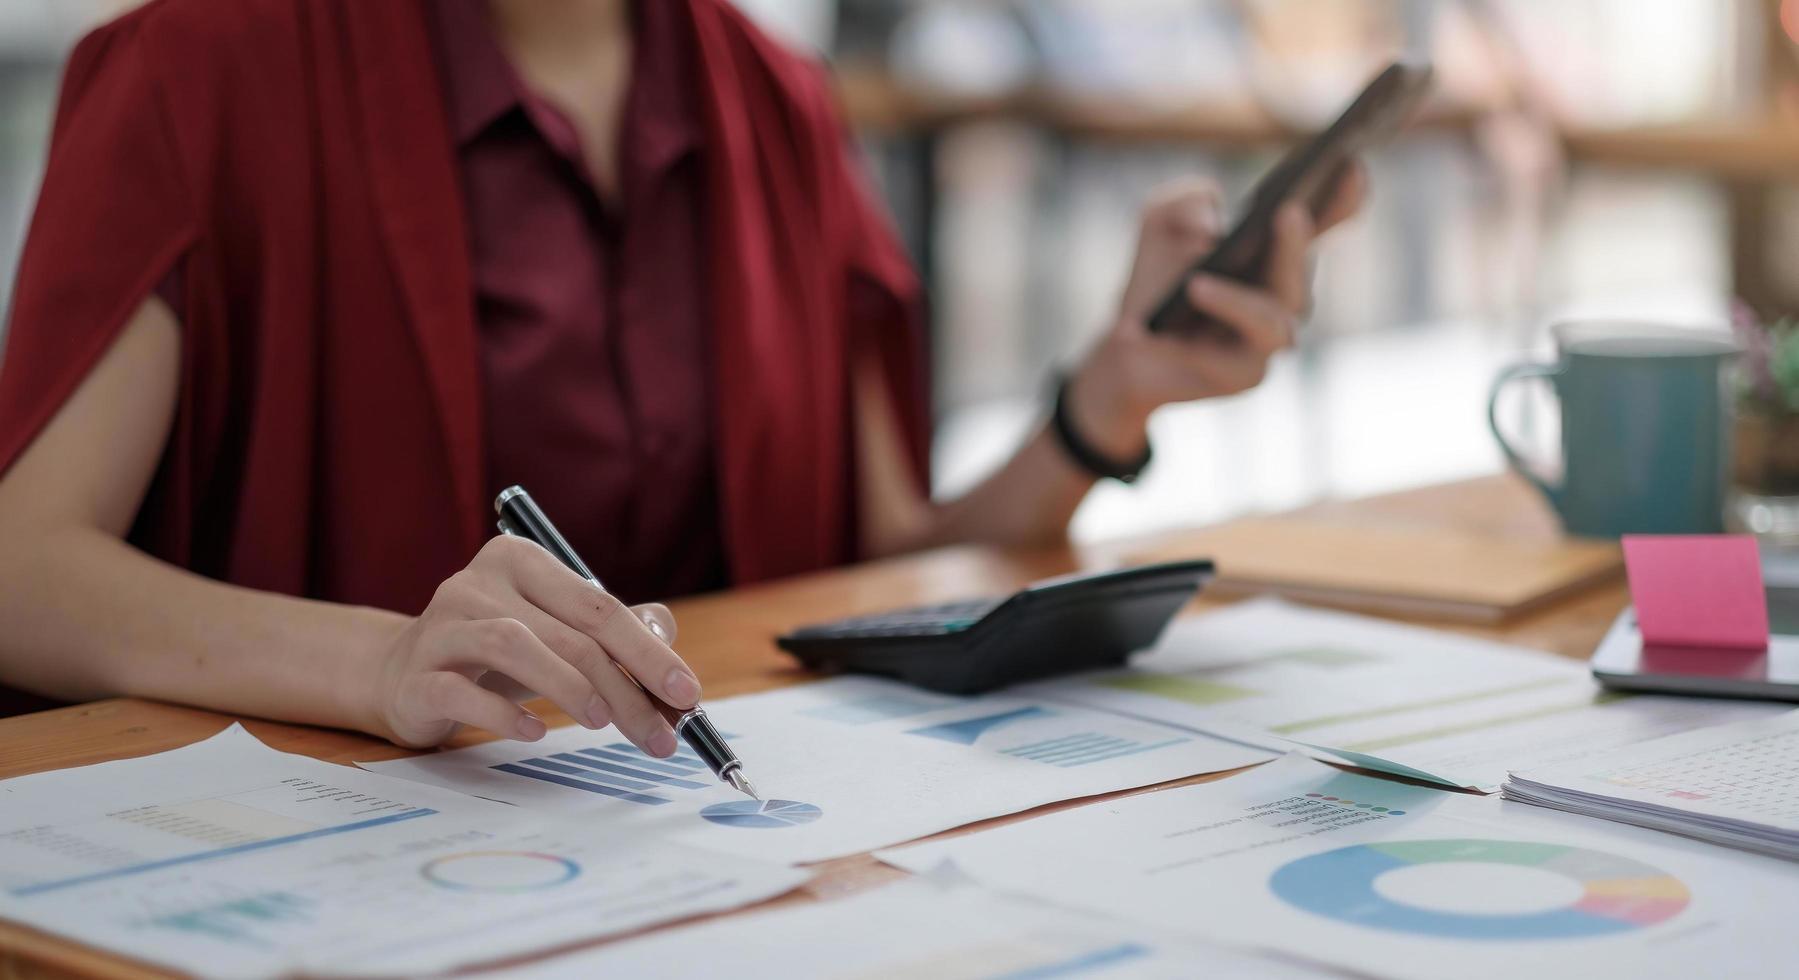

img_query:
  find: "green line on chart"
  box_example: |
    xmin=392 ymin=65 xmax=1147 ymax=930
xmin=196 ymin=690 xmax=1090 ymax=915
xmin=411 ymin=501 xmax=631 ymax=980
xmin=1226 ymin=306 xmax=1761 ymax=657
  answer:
xmin=1093 ymin=648 xmax=1381 ymax=707
xmin=1095 ymin=673 xmax=1258 ymax=706
xmin=1267 ymin=676 xmax=1581 ymax=735
xmin=1341 ymin=690 xmax=1635 ymax=752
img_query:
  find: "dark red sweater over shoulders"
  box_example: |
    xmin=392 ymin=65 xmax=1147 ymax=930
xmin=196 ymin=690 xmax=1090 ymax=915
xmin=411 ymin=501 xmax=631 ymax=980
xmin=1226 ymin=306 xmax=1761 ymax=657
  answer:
xmin=0 ymin=0 xmax=928 ymax=617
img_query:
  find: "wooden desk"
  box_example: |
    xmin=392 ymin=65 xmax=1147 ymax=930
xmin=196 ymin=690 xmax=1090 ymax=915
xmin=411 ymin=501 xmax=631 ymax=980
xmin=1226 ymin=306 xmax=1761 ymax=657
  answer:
xmin=0 ymin=473 xmax=1629 ymax=979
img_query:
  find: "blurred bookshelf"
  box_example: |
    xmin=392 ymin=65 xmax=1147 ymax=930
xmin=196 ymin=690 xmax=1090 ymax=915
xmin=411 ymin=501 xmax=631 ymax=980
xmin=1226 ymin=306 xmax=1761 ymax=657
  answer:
xmin=841 ymin=66 xmax=1799 ymax=175
xmin=835 ymin=65 xmax=1799 ymax=324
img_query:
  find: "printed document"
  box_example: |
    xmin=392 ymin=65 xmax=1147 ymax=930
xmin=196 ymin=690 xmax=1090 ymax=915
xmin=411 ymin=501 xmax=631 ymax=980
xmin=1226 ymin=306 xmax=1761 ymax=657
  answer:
xmin=1027 ymin=599 xmax=1784 ymax=789
xmin=882 ymin=754 xmax=1799 ymax=980
xmin=364 ymin=675 xmax=1272 ymax=864
xmin=0 ymin=726 xmax=806 ymax=978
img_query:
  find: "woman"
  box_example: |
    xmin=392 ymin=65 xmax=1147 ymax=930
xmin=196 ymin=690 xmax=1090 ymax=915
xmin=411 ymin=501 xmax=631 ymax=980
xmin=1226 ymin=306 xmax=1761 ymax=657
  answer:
xmin=0 ymin=0 xmax=1361 ymax=755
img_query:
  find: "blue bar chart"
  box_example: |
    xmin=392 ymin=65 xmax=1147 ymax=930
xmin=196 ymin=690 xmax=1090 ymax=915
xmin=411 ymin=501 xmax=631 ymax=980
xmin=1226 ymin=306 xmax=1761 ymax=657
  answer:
xmin=491 ymin=743 xmax=716 ymax=807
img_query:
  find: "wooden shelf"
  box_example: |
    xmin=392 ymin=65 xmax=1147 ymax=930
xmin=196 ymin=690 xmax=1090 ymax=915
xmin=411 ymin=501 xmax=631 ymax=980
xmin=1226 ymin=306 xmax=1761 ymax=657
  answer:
xmin=837 ymin=66 xmax=1476 ymax=148
xmin=838 ymin=67 xmax=1799 ymax=180
xmin=1562 ymin=119 xmax=1799 ymax=181
xmin=834 ymin=67 xmax=1025 ymax=133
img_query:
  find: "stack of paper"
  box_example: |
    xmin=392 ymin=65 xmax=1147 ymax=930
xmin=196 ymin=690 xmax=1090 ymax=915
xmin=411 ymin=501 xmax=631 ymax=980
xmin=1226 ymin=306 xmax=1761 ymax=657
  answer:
xmin=1503 ymin=709 xmax=1799 ymax=861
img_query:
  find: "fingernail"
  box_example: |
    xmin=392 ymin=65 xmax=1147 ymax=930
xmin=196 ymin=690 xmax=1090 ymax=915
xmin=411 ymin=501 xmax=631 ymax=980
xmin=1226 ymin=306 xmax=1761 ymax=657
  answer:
xmin=649 ymin=728 xmax=678 ymax=757
xmin=516 ymin=715 xmax=547 ymax=741
xmin=646 ymin=620 xmax=669 ymax=643
xmin=664 ymin=668 xmax=701 ymax=706
xmin=584 ymin=695 xmax=609 ymax=730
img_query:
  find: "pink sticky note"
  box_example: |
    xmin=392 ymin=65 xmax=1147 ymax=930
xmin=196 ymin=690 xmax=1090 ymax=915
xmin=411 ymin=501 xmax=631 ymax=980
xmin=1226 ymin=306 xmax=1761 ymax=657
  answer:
xmin=1623 ymin=535 xmax=1769 ymax=651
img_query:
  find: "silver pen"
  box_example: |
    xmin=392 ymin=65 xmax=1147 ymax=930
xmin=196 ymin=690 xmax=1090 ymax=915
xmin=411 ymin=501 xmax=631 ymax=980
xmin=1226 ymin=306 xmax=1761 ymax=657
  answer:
xmin=494 ymin=485 xmax=758 ymax=799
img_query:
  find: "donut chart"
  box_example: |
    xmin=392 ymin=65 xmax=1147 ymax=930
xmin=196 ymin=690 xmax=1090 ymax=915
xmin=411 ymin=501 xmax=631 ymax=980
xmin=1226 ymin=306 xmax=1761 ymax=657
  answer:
xmin=1269 ymin=839 xmax=1689 ymax=940
xmin=420 ymin=851 xmax=581 ymax=892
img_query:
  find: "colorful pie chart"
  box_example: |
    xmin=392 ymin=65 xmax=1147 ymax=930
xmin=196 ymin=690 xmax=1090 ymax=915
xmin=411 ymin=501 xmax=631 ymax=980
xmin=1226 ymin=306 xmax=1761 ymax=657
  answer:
xmin=1269 ymin=839 xmax=1689 ymax=940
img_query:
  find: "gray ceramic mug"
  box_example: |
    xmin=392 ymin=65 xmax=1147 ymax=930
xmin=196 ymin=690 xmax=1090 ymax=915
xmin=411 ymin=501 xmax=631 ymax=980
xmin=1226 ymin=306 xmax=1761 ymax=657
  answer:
xmin=1487 ymin=321 xmax=1738 ymax=538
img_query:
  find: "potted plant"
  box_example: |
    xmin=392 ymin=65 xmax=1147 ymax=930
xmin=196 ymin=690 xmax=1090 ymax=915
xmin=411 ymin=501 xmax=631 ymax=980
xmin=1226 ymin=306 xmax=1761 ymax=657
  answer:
xmin=1731 ymin=308 xmax=1799 ymax=540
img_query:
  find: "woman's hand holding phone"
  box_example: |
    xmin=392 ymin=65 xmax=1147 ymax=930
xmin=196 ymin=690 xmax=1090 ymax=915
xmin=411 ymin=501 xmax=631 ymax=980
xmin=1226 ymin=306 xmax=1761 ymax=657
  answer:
xmin=1063 ymin=164 xmax=1366 ymax=462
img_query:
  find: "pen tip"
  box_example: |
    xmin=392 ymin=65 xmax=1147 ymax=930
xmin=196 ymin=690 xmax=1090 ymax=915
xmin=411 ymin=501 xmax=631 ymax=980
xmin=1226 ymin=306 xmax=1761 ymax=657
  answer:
xmin=727 ymin=769 xmax=760 ymax=800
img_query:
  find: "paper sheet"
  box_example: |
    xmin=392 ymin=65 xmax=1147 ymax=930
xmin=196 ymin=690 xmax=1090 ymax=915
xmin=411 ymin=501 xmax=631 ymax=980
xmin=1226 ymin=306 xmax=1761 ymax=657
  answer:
xmin=1025 ymin=599 xmax=1786 ymax=789
xmin=363 ymin=676 xmax=1273 ymax=864
xmin=881 ymin=754 xmax=1799 ymax=980
xmin=489 ymin=877 xmax=1334 ymax=979
xmin=0 ymin=726 xmax=806 ymax=978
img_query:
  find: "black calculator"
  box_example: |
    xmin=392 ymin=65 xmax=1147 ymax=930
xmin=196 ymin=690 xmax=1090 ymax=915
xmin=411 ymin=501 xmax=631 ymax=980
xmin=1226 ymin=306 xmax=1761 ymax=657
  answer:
xmin=776 ymin=560 xmax=1214 ymax=694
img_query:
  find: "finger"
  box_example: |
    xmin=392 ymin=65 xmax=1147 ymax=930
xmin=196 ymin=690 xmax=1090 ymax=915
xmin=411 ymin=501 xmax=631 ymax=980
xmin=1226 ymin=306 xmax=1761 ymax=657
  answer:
xmin=1266 ymin=203 xmax=1314 ymax=315
xmin=1140 ymin=179 xmax=1224 ymax=261
xmin=583 ymin=649 xmax=680 ymax=756
xmin=634 ymin=603 xmax=678 ymax=646
xmin=1144 ymin=177 xmax=1223 ymax=233
xmin=505 ymin=605 xmax=676 ymax=756
xmin=500 ymin=538 xmax=702 ymax=708
xmin=476 ymin=671 xmax=536 ymax=702
xmin=1160 ymin=189 xmax=1222 ymax=244
xmin=1317 ymin=159 xmax=1366 ymax=231
xmin=443 ymin=618 xmax=602 ymax=729
xmin=424 ymin=670 xmax=546 ymax=741
xmin=1185 ymin=275 xmax=1295 ymax=354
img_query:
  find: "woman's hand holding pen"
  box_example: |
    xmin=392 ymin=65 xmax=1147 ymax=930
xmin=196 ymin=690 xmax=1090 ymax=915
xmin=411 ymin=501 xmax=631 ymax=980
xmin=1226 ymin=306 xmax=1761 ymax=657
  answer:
xmin=359 ymin=534 xmax=699 ymax=753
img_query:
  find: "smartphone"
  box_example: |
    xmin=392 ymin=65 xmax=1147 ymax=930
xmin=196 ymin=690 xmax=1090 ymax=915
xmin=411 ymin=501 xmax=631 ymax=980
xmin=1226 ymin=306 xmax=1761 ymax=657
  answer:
xmin=1146 ymin=60 xmax=1434 ymax=340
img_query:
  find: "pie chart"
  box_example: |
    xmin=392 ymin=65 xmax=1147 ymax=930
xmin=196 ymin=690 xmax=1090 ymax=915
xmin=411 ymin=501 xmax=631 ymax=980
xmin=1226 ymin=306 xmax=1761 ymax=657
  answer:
xmin=699 ymin=799 xmax=824 ymax=829
xmin=1269 ymin=839 xmax=1689 ymax=940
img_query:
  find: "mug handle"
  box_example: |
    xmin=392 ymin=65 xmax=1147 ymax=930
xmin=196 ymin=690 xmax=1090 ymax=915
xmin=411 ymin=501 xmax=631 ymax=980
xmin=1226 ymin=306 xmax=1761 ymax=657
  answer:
xmin=1487 ymin=362 xmax=1564 ymax=509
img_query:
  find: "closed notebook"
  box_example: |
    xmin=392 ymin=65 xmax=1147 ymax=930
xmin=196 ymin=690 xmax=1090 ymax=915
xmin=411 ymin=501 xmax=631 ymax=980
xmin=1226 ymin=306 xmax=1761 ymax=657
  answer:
xmin=1132 ymin=516 xmax=1622 ymax=623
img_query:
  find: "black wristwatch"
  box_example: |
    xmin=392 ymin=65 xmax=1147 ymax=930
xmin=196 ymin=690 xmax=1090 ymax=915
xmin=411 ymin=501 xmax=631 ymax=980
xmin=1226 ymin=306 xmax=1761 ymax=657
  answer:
xmin=1050 ymin=372 xmax=1153 ymax=483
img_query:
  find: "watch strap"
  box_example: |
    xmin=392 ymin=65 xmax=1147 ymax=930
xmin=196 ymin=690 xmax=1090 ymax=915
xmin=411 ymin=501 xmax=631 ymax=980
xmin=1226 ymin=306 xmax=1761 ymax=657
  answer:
xmin=1050 ymin=373 xmax=1153 ymax=483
